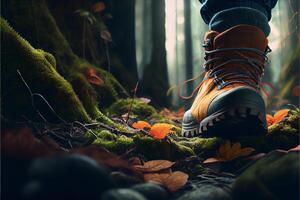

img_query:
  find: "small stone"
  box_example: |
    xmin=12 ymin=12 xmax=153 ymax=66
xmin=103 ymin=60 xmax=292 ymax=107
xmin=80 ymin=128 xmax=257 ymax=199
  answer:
xmin=177 ymin=184 xmax=232 ymax=200
xmin=101 ymin=189 xmax=147 ymax=200
xmin=110 ymin=171 xmax=142 ymax=187
xmin=25 ymin=154 xmax=114 ymax=199
xmin=232 ymin=151 xmax=299 ymax=200
xmin=131 ymin=183 xmax=169 ymax=200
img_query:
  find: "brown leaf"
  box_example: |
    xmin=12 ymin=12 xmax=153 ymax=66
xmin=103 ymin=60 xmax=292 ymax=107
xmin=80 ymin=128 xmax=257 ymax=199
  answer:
xmin=143 ymin=173 xmax=171 ymax=184
xmin=134 ymin=160 xmax=175 ymax=173
xmin=160 ymin=107 xmax=185 ymax=121
xmin=100 ymin=30 xmax=112 ymax=42
xmin=288 ymin=145 xmax=300 ymax=152
xmin=143 ymin=171 xmax=189 ymax=192
xmin=202 ymin=157 xmax=225 ymax=164
xmin=85 ymin=68 xmax=104 ymax=86
xmin=164 ymin=171 xmax=189 ymax=192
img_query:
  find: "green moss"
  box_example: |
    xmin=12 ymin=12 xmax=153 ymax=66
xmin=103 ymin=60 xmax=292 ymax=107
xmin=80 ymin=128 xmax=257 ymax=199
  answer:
xmin=106 ymin=99 xmax=158 ymax=119
xmin=3 ymin=0 xmax=128 ymax=110
xmin=92 ymin=130 xmax=134 ymax=153
xmin=133 ymin=135 xmax=194 ymax=160
xmin=178 ymin=137 xmax=221 ymax=157
xmin=1 ymin=18 xmax=91 ymax=123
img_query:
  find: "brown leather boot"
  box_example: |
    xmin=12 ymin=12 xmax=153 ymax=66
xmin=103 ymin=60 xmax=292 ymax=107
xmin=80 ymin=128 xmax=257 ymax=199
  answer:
xmin=181 ymin=25 xmax=270 ymax=138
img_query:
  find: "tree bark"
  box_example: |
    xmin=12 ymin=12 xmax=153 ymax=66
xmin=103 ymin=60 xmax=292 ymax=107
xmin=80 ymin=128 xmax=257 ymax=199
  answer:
xmin=184 ymin=0 xmax=194 ymax=97
xmin=141 ymin=0 xmax=170 ymax=107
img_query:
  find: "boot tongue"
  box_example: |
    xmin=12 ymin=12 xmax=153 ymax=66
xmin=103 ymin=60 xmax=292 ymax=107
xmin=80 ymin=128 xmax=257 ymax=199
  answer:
xmin=213 ymin=25 xmax=268 ymax=51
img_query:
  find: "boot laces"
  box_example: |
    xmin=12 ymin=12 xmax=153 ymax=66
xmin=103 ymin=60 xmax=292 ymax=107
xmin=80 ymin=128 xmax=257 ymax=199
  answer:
xmin=178 ymin=44 xmax=274 ymax=100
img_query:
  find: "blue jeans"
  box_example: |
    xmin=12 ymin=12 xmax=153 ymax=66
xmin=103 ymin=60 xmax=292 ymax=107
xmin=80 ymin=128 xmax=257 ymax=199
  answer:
xmin=199 ymin=0 xmax=278 ymax=36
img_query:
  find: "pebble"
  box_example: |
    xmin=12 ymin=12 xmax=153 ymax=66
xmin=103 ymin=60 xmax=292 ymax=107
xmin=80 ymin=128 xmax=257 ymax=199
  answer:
xmin=101 ymin=188 xmax=148 ymax=200
xmin=131 ymin=182 xmax=169 ymax=200
xmin=22 ymin=154 xmax=114 ymax=200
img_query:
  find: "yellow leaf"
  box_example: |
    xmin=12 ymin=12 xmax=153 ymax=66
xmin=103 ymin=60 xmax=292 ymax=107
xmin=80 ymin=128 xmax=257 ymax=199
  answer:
xmin=205 ymin=142 xmax=255 ymax=163
xmin=132 ymin=121 xmax=151 ymax=130
xmin=149 ymin=123 xmax=175 ymax=140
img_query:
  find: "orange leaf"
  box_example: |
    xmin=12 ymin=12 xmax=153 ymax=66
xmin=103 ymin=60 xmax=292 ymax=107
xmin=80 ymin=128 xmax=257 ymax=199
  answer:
xmin=85 ymin=68 xmax=104 ymax=86
xmin=92 ymin=2 xmax=106 ymax=13
xmin=266 ymin=114 xmax=275 ymax=126
xmin=132 ymin=121 xmax=151 ymax=130
xmin=149 ymin=123 xmax=174 ymax=140
xmin=273 ymin=109 xmax=289 ymax=124
xmin=266 ymin=109 xmax=289 ymax=126
xmin=134 ymin=160 xmax=174 ymax=173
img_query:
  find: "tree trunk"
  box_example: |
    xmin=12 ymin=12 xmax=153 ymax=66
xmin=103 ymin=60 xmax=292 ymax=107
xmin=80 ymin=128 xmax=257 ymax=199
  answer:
xmin=184 ymin=0 xmax=194 ymax=98
xmin=109 ymin=0 xmax=139 ymax=88
xmin=141 ymin=0 xmax=170 ymax=107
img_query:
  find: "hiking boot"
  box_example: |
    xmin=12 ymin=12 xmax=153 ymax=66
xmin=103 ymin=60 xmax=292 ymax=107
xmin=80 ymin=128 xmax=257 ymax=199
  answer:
xmin=181 ymin=25 xmax=270 ymax=138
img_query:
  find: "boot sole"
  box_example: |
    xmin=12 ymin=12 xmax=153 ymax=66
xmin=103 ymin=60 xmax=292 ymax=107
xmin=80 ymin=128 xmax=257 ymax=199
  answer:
xmin=181 ymin=106 xmax=267 ymax=138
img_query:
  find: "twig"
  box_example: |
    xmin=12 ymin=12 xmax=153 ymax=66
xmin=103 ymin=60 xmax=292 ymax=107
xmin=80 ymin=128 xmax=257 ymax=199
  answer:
xmin=126 ymin=82 xmax=139 ymax=124
xmin=17 ymin=69 xmax=67 ymax=124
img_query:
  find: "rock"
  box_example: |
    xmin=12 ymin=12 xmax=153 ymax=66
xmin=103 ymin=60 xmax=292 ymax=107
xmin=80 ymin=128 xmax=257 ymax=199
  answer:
xmin=110 ymin=171 xmax=142 ymax=187
xmin=101 ymin=189 xmax=147 ymax=200
xmin=23 ymin=154 xmax=114 ymax=199
xmin=177 ymin=184 xmax=232 ymax=200
xmin=131 ymin=183 xmax=169 ymax=200
xmin=232 ymin=151 xmax=300 ymax=200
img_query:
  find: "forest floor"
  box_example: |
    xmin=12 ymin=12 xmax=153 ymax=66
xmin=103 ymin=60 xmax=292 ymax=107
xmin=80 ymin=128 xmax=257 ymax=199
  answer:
xmin=2 ymin=98 xmax=299 ymax=200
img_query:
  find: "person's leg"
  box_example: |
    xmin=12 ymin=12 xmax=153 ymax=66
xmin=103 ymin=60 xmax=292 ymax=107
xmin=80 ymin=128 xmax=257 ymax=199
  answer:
xmin=199 ymin=0 xmax=278 ymax=36
xmin=181 ymin=0 xmax=279 ymax=138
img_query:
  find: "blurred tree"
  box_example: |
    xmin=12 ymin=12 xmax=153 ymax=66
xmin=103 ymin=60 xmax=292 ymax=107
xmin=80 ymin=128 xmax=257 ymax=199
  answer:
xmin=184 ymin=0 xmax=194 ymax=97
xmin=141 ymin=0 xmax=170 ymax=107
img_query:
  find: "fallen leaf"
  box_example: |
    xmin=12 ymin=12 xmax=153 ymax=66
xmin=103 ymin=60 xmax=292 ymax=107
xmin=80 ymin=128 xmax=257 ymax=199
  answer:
xmin=149 ymin=123 xmax=175 ymax=140
xmin=203 ymin=141 xmax=255 ymax=164
xmin=266 ymin=114 xmax=275 ymax=126
xmin=134 ymin=160 xmax=175 ymax=173
xmin=164 ymin=171 xmax=189 ymax=192
xmin=288 ymin=145 xmax=300 ymax=152
xmin=92 ymin=2 xmax=106 ymax=13
xmin=139 ymin=97 xmax=151 ymax=104
xmin=143 ymin=173 xmax=171 ymax=184
xmin=202 ymin=157 xmax=224 ymax=164
xmin=132 ymin=121 xmax=151 ymax=130
xmin=144 ymin=171 xmax=188 ymax=192
xmin=85 ymin=68 xmax=104 ymax=86
xmin=129 ymin=157 xmax=143 ymax=166
xmin=160 ymin=107 xmax=185 ymax=121
xmin=266 ymin=109 xmax=289 ymax=126
xmin=100 ymin=30 xmax=112 ymax=42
